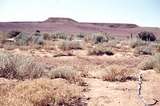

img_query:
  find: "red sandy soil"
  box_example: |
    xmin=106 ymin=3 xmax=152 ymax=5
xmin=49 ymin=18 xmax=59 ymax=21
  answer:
xmin=0 ymin=17 xmax=160 ymax=37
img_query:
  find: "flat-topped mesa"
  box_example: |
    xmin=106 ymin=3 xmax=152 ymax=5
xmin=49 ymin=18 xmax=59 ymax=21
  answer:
xmin=87 ymin=23 xmax=139 ymax=28
xmin=44 ymin=17 xmax=78 ymax=23
xmin=107 ymin=23 xmax=139 ymax=28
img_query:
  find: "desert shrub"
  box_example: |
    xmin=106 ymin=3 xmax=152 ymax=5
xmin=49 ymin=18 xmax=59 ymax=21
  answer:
xmin=134 ymin=46 xmax=153 ymax=55
xmin=0 ymin=32 xmax=7 ymax=43
xmin=58 ymin=40 xmax=83 ymax=50
xmin=0 ymin=51 xmax=17 ymax=79
xmin=15 ymin=32 xmax=31 ymax=46
xmin=7 ymin=30 xmax=21 ymax=38
xmin=155 ymin=43 xmax=160 ymax=52
xmin=153 ymin=53 xmax=160 ymax=72
xmin=102 ymin=65 xmax=135 ymax=82
xmin=130 ymin=39 xmax=146 ymax=48
xmin=53 ymin=51 xmax=74 ymax=57
xmin=138 ymin=53 xmax=160 ymax=72
xmin=0 ymin=51 xmax=44 ymax=80
xmin=51 ymin=32 xmax=73 ymax=40
xmin=31 ymin=31 xmax=44 ymax=45
xmin=42 ymin=40 xmax=56 ymax=50
xmin=85 ymin=33 xmax=109 ymax=44
xmin=43 ymin=33 xmax=51 ymax=40
xmin=138 ymin=57 xmax=154 ymax=70
xmin=31 ymin=35 xmax=44 ymax=45
xmin=0 ymin=78 xmax=84 ymax=106
xmin=138 ymin=31 xmax=156 ymax=41
xmin=47 ymin=66 xmax=83 ymax=85
xmin=88 ymin=44 xmax=114 ymax=56
xmin=106 ymin=39 xmax=120 ymax=47
xmin=12 ymin=54 xmax=44 ymax=80
xmin=76 ymin=33 xmax=85 ymax=39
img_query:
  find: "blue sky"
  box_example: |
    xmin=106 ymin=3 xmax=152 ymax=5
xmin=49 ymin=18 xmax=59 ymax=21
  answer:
xmin=0 ymin=0 xmax=160 ymax=27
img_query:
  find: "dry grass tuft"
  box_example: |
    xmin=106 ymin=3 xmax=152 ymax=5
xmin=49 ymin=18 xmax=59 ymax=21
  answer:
xmin=153 ymin=53 xmax=160 ymax=72
xmin=84 ymin=32 xmax=109 ymax=44
xmin=53 ymin=51 xmax=74 ymax=57
xmin=0 ymin=51 xmax=44 ymax=80
xmin=0 ymin=51 xmax=17 ymax=79
xmin=134 ymin=46 xmax=153 ymax=55
xmin=88 ymin=44 xmax=114 ymax=56
xmin=13 ymin=54 xmax=44 ymax=80
xmin=130 ymin=39 xmax=146 ymax=48
xmin=156 ymin=43 xmax=160 ymax=52
xmin=0 ymin=78 xmax=84 ymax=106
xmin=0 ymin=78 xmax=17 ymax=96
xmin=47 ymin=66 xmax=84 ymax=85
xmin=138 ymin=53 xmax=160 ymax=72
xmin=138 ymin=57 xmax=154 ymax=70
xmin=102 ymin=65 xmax=135 ymax=82
xmin=58 ymin=40 xmax=83 ymax=50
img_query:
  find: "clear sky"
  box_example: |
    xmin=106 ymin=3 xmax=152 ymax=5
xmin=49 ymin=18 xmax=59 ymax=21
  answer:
xmin=0 ymin=0 xmax=160 ymax=27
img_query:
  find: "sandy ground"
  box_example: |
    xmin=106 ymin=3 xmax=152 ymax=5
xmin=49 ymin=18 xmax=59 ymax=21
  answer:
xmin=84 ymin=70 xmax=160 ymax=106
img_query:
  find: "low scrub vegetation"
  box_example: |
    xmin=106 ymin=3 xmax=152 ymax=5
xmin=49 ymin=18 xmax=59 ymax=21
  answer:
xmin=139 ymin=53 xmax=160 ymax=72
xmin=58 ymin=40 xmax=83 ymax=50
xmin=0 ymin=51 xmax=16 ymax=79
xmin=0 ymin=51 xmax=84 ymax=84
xmin=15 ymin=32 xmax=31 ymax=46
xmin=31 ymin=30 xmax=44 ymax=45
xmin=138 ymin=57 xmax=154 ymax=70
xmin=84 ymin=32 xmax=109 ymax=44
xmin=138 ymin=31 xmax=156 ymax=41
xmin=0 ymin=78 xmax=84 ymax=106
xmin=43 ymin=32 xmax=51 ymax=40
xmin=88 ymin=44 xmax=114 ymax=56
xmin=134 ymin=46 xmax=153 ymax=55
xmin=130 ymin=39 xmax=146 ymax=48
xmin=47 ymin=66 xmax=83 ymax=85
xmin=156 ymin=43 xmax=160 ymax=52
xmin=0 ymin=51 xmax=44 ymax=80
xmin=7 ymin=30 xmax=21 ymax=38
xmin=102 ymin=65 xmax=135 ymax=82
xmin=51 ymin=32 xmax=73 ymax=40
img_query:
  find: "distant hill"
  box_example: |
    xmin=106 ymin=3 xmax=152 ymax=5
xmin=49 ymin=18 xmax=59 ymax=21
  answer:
xmin=0 ymin=17 xmax=159 ymax=37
